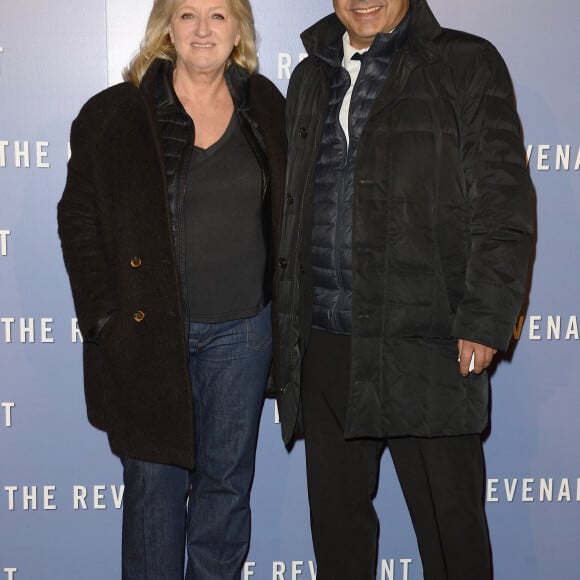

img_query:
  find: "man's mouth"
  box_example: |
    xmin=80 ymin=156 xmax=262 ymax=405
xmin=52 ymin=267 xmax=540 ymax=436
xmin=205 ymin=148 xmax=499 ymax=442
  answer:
xmin=353 ymin=6 xmax=382 ymax=14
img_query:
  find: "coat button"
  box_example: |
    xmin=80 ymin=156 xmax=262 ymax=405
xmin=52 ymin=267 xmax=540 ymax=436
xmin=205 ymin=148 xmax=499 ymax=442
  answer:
xmin=299 ymin=127 xmax=309 ymax=138
xmin=133 ymin=310 xmax=145 ymax=323
xmin=278 ymin=258 xmax=288 ymax=269
xmin=130 ymin=257 xmax=142 ymax=268
xmin=286 ymin=193 xmax=294 ymax=205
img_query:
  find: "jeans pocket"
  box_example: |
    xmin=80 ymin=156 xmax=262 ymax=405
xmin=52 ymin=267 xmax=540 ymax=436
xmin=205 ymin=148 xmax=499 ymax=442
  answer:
xmin=246 ymin=303 xmax=272 ymax=352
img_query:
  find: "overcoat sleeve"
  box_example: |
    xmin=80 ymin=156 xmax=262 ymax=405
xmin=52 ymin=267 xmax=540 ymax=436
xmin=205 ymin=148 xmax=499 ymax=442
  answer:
xmin=57 ymin=112 xmax=116 ymax=342
xmin=451 ymin=43 xmax=535 ymax=351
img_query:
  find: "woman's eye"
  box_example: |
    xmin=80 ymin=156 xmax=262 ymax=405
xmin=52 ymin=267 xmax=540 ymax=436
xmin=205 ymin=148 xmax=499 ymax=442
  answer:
xmin=180 ymin=12 xmax=194 ymax=20
xmin=211 ymin=13 xmax=225 ymax=20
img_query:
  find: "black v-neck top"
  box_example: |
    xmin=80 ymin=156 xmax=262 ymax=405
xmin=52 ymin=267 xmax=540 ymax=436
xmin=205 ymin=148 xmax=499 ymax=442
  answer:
xmin=183 ymin=113 xmax=265 ymax=323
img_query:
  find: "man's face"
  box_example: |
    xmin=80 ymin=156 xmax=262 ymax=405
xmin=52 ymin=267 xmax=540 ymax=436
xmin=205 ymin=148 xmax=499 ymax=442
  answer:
xmin=333 ymin=0 xmax=410 ymax=49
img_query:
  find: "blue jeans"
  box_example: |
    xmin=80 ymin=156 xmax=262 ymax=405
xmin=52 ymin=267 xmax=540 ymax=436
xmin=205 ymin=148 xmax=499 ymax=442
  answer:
xmin=121 ymin=304 xmax=272 ymax=580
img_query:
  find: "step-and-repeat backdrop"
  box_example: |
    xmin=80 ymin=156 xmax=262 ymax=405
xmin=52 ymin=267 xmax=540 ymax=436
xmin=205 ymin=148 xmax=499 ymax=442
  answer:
xmin=1 ymin=1 xmax=578 ymax=578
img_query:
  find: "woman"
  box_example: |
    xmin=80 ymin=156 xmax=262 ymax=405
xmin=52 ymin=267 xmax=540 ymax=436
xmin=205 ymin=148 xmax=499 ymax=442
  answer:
xmin=57 ymin=0 xmax=285 ymax=578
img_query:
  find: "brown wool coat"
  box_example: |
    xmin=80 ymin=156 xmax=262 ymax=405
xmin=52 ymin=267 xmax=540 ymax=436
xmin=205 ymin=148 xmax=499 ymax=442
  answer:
xmin=58 ymin=63 xmax=286 ymax=469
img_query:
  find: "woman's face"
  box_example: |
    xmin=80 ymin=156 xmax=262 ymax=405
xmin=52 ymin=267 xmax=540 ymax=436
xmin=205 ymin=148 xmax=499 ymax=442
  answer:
xmin=169 ymin=0 xmax=241 ymax=74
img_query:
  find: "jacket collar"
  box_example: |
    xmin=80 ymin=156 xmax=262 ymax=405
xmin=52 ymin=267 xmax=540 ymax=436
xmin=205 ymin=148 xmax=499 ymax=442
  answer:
xmin=301 ymin=0 xmax=442 ymax=66
xmin=138 ymin=58 xmax=251 ymax=112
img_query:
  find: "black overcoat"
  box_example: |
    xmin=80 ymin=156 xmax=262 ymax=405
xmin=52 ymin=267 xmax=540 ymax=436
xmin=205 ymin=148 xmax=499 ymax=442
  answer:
xmin=275 ymin=0 xmax=534 ymax=445
xmin=58 ymin=62 xmax=286 ymax=469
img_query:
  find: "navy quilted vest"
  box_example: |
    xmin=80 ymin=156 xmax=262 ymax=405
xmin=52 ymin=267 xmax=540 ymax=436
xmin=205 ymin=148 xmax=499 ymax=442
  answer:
xmin=311 ymin=18 xmax=410 ymax=334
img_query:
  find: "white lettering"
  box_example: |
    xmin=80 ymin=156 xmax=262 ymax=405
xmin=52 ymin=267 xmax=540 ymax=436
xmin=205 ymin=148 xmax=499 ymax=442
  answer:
xmin=547 ymin=316 xmax=561 ymax=339
xmin=504 ymin=478 xmax=518 ymax=502
xmin=22 ymin=485 xmax=38 ymax=510
xmin=537 ymin=144 xmax=550 ymax=170
xmin=381 ymin=559 xmax=395 ymax=580
xmin=4 ymin=569 xmax=18 ymax=580
xmin=41 ymin=318 xmax=54 ymax=343
xmin=4 ymin=485 xmax=59 ymax=510
xmin=0 ymin=317 xmax=55 ymax=343
xmin=73 ymin=485 xmax=88 ymax=510
xmin=292 ymin=561 xmax=303 ymax=579
xmin=522 ymin=479 xmax=534 ymax=502
xmin=0 ymin=318 xmax=15 ymax=342
xmin=71 ymin=318 xmax=83 ymax=343
xmin=19 ymin=318 xmax=34 ymax=343
xmin=111 ymin=484 xmax=124 ymax=509
xmin=73 ymin=485 xmax=125 ymax=510
xmin=277 ymin=53 xmax=308 ymax=80
xmin=540 ymin=478 xmax=553 ymax=502
xmin=486 ymin=478 xmax=499 ymax=502
xmin=0 ymin=141 xmax=8 ymax=167
xmin=44 ymin=486 xmax=57 ymax=510
xmin=555 ymin=144 xmax=570 ymax=170
xmin=565 ymin=316 xmax=579 ymax=340
xmin=0 ymin=230 xmax=10 ymax=256
xmin=4 ymin=486 xmax=18 ymax=510
xmin=14 ymin=141 xmax=30 ymax=168
xmin=278 ymin=53 xmax=292 ymax=80
xmin=528 ymin=316 xmax=542 ymax=340
xmin=380 ymin=559 xmax=412 ymax=580
xmin=558 ymin=479 xmax=571 ymax=502
xmin=515 ymin=314 xmax=580 ymax=341
xmin=94 ymin=485 xmax=107 ymax=510
xmin=0 ymin=140 xmax=53 ymax=168
xmin=1 ymin=402 xmax=15 ymax=427
xmin=486 ymin=478 xmax=580 ymax=503
xmin=525 ymin=144 xmax=580 ymax=171
xmin=36 ymin=141 xmax=50 ymax=168
xmin=242 ymin=562 xmax=255 ymax=579
xmin=273 ymin=562 xmax=285 ymax=579
xmin=271 ymin=562 xmax=317 ymax=580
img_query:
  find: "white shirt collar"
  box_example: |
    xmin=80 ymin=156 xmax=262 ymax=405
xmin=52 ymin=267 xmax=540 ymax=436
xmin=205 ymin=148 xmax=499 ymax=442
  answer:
xmin=342 ymin=32 xmax=369 ymax=66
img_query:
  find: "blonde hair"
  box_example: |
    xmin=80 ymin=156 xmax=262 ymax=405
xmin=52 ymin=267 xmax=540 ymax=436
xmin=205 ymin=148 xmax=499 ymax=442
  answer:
xmin=123 ymin=0 xmax=258 ymax=86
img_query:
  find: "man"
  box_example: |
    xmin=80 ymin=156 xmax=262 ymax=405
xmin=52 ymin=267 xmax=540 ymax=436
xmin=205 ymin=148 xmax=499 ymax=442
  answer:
xmin=275 ymin=0 xmax=534 ymax=578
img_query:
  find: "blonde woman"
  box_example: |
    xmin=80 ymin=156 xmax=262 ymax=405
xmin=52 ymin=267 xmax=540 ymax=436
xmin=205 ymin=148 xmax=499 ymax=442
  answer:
xmin=57 ymin=0 xmax=285 ymax=578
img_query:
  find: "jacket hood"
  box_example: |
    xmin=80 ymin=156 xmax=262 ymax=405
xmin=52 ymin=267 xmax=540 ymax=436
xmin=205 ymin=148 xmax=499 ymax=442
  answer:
xmin=301 ymin=0 xmax=442 ymax=62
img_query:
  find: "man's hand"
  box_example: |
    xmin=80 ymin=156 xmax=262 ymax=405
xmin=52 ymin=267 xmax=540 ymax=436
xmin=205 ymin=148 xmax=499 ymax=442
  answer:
xmin=457 ymin=339 xmax=497 ymax=377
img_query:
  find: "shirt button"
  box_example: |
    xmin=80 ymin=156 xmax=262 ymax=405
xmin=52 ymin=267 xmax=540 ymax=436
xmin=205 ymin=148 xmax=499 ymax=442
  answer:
xmin=133 ymin=310 xmax=145 ymax=323
xmin=279 ymin=258 xmax=288 ymax=269
xmin=299 ymin=127 xmax=309 ymax=138
xmin=286 ymin=193 xmax=294 ymax=205
xmin=130 ymin=257 xmax=142 ymax=268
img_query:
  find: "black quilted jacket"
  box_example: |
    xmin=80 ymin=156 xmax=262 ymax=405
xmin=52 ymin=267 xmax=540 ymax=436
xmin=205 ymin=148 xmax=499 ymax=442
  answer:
xmin=275 ymin=0 xmax=534 ymax=444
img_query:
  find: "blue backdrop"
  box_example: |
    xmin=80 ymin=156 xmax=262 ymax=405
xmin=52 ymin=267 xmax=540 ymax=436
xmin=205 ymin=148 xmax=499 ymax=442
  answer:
xmin=1 ymin=1 xmax=579 ymax=578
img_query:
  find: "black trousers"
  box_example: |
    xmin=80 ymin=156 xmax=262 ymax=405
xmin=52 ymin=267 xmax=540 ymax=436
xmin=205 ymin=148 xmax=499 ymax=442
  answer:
xmin=302 ymin=330 xmax=492 ymax=580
